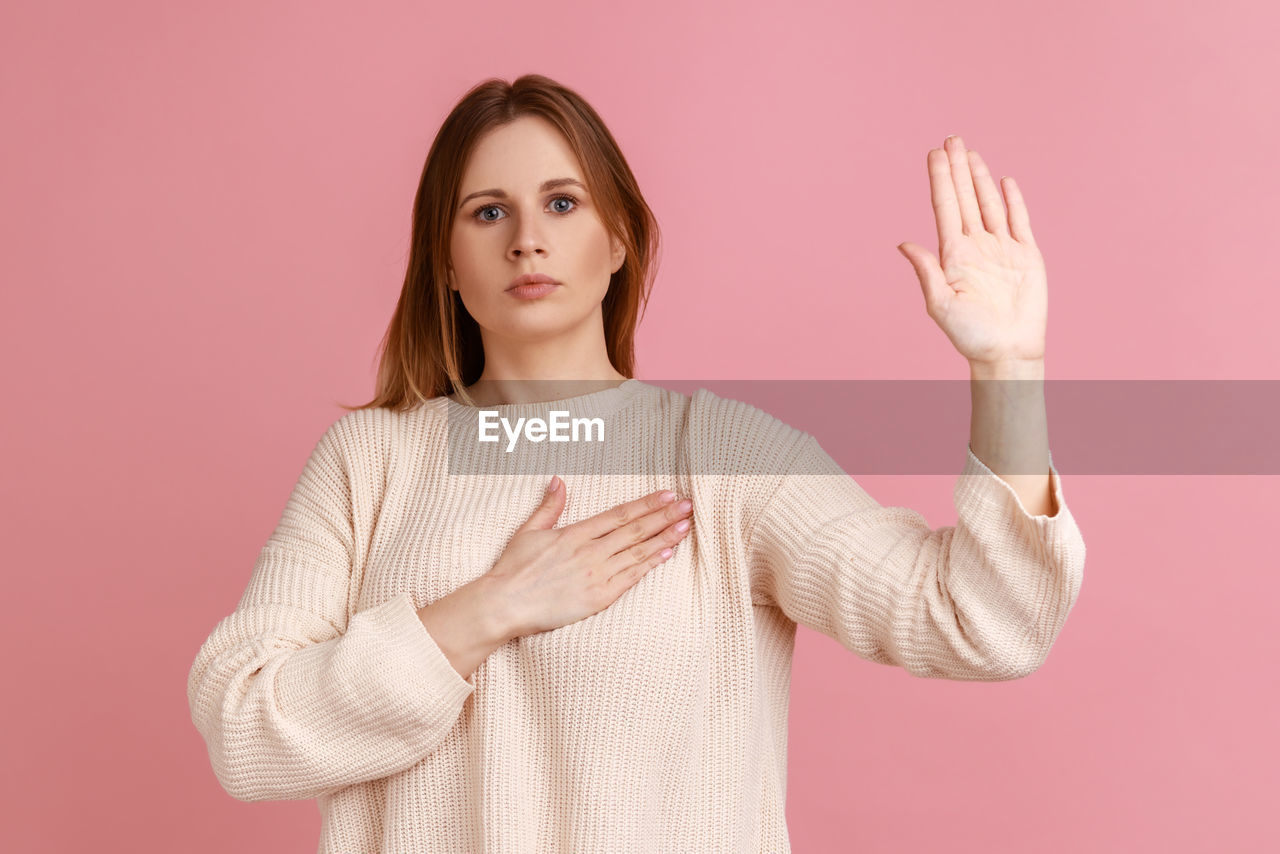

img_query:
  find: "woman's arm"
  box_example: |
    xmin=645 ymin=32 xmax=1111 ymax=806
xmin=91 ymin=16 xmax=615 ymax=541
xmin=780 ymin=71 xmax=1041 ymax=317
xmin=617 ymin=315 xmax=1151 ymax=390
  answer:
xmin=969 ymin=357 xmax=1056 ymax=518
xmin=418 ymin=575 xmax=516 ymax=679
xmin=746 ymin=431 xmax=1085 ymax=681
xmin=187 ymin=421 xmax=476 ymax=803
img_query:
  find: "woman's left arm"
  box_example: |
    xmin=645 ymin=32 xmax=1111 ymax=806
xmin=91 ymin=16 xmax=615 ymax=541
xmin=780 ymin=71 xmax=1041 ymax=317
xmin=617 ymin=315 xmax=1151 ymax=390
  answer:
xmin=742 ymin=136 xmax=1084 ymax=682
xmin=896 ymin=135 xmax=1056 ymax=516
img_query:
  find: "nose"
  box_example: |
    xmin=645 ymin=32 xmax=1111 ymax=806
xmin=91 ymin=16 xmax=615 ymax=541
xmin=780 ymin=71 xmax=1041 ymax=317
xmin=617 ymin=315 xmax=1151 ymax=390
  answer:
xmin=509 ymin=240 xmax=546 ymax=259
xmin=507 ymin=209 xmax=548 ymax=259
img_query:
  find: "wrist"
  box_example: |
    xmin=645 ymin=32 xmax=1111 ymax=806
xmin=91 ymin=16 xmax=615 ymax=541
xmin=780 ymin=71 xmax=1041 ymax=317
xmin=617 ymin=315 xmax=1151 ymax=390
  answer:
xmin=466 ymin=575 xmax=522 ymax=644
xmin=968 ymin=357 xmax=1045 ymax=381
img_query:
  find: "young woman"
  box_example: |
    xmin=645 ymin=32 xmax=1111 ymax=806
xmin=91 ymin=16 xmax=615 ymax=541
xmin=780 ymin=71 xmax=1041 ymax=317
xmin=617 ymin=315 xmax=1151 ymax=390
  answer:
xmin=187 ymin=74 xmax=1086 ymax=853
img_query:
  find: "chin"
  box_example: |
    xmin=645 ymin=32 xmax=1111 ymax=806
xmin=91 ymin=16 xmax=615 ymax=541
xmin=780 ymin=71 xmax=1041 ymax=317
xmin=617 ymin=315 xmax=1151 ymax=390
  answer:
xmin=484 ymin=312 xmax=584 ymax=340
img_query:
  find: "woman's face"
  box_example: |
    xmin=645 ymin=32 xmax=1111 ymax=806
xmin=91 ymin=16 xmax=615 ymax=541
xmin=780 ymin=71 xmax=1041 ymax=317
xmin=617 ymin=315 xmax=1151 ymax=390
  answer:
xmin=449 ymin=115 xmax=625 ymax=345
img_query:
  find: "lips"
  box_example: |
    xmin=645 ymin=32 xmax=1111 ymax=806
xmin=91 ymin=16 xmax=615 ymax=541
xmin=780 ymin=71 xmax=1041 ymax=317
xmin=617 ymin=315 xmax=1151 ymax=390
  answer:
xmin=507 ymin=282 xmax=559 ymax=299
xmin=507 ymin=273 xmax=561 ymax=290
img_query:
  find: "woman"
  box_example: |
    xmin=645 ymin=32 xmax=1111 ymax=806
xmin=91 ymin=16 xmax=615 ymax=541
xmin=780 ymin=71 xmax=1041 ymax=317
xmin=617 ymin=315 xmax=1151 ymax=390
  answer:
xmin=187 ymin=74 xmax=1086 ymax=853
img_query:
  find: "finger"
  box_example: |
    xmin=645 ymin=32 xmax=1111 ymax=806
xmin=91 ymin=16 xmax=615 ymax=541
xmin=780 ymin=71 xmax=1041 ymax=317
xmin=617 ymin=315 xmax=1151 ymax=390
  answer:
xmin=897 ymin=242 xmax=954 ymax=314
xmin=594 ymin=498 xmax=692 ymax=562
xmin=1001 ymin=175 xmax=1035 ymax=245
xmin=570 ymin=488 xmax=678 ymax=540
xmin=604 ymin=515 xmax=691 ymax=577
xmin=516 ymin=475 xmax=566 ymax=532
xmin=605 ymin=534 xmax=682 ymax=592
xmin=966 ymin=149 xmax=1009 ymax=237
xmin=928 ymin=147 xmax=963 ymax=250
xmin=945 ymin=135 xmax=985 ymax=236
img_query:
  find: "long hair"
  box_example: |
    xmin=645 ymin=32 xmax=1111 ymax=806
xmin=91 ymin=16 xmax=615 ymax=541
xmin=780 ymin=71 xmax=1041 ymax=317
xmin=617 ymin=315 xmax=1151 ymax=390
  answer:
xmin=339 ymin=74 xmax=661 ymax=412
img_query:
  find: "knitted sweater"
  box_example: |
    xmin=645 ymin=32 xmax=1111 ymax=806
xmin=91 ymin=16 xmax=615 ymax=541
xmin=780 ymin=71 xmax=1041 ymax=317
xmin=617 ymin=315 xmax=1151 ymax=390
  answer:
xmin=186 ymin=379 xmax=1086 ymax=853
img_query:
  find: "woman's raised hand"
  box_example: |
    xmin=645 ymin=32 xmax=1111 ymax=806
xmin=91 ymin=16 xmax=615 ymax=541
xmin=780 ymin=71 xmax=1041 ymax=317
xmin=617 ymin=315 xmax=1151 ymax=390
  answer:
xmin=482 ymin=477 xmax=694 ymax=638
xmin=896 ymin=134 xmax=1048 ymax=368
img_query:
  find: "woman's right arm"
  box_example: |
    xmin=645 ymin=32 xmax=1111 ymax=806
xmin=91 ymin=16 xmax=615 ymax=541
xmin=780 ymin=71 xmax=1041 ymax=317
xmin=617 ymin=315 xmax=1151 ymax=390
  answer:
xmin=186 ymin=422 xmax=476 ymax=803
xmin=417 ymin=575 xmax=516 ymax=680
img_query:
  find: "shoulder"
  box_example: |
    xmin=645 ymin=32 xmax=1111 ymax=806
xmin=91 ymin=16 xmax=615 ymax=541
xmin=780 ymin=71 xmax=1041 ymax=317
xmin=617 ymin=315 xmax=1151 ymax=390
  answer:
xmin=686 ymin=386 xmax=813 ymax=477
xmin=317 ymin=402 xmax=447 ymax=471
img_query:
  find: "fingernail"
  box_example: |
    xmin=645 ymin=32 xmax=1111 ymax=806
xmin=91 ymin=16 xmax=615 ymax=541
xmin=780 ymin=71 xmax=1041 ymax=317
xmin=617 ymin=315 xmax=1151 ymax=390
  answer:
xmin=547 ymin=476 xmax=560 ymax=493
xmin=660 ymin=490 xmax=676 ymax=503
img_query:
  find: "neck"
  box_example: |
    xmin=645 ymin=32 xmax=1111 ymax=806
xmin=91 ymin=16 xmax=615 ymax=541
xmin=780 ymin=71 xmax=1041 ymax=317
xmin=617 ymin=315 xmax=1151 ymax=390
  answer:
xmin=459 ymin=375 xmax=630 ymax=407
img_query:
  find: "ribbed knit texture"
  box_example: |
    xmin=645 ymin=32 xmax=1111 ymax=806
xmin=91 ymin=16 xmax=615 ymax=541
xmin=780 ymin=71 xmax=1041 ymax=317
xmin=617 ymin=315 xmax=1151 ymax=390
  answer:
xmin=186 ymin=379 xmax=1086 ymax=853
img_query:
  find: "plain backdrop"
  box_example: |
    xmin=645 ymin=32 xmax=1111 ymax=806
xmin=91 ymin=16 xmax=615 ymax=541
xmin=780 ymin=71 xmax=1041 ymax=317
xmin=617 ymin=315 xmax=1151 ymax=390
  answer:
xmin=2 ymin=0 xmax=1275 ymax=851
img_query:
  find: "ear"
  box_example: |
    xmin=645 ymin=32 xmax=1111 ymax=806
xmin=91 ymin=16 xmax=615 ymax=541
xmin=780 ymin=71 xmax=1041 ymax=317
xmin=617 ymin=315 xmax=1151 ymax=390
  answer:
xmin=610 ymin=234 xmax=626 ymax=275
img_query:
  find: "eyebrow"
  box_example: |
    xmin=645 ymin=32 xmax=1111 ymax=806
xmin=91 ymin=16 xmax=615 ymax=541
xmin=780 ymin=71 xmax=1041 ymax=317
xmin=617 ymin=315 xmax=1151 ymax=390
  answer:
xmin=458 ymin=177 xmax=587 ymax=210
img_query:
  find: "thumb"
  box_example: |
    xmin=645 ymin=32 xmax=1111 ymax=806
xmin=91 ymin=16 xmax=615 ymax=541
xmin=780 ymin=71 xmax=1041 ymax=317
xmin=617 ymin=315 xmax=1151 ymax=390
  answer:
xmin=519 ymin=475 xmax=566 ymax=531
xmin=897 ymin=242 xmax=950 ymax=315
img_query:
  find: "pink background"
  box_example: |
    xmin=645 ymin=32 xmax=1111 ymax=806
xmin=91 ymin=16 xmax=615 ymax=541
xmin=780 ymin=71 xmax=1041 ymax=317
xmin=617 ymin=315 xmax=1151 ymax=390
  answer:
xmin=3 ymin=0 xmax=1275 ymax=850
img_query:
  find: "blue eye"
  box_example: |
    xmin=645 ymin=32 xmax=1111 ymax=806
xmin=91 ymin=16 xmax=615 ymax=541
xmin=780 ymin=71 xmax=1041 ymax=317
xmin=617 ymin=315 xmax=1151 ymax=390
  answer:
xmin=472 ymin=194 xmax=580 ymax=223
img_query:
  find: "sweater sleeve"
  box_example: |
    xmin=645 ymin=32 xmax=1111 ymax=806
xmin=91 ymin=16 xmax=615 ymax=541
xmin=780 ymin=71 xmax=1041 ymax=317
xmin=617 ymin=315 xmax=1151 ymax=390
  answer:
xmin=746 ymin=434 xmax=1086 ymax=681
xmin=186 ymin=421 xmax=476 ymax=802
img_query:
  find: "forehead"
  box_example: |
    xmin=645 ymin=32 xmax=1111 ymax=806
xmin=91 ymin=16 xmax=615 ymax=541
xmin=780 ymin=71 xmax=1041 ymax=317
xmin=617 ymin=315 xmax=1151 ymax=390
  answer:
xmin=460 ymin=115 xmax=584 ymax=189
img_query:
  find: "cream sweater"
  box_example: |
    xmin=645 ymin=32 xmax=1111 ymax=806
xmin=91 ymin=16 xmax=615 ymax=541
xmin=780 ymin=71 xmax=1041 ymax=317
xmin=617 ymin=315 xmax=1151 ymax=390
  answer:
xmin=187 ymin=379 xmax=1086 ymax=853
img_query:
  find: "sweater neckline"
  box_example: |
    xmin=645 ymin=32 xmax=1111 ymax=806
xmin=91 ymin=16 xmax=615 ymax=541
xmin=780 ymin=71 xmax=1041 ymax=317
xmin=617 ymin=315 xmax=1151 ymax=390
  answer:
xmin=442 ymin=378 xmax=648 ymax=420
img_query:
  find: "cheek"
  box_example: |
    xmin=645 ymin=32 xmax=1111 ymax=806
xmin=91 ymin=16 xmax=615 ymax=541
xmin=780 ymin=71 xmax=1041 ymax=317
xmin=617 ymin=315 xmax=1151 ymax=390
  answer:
xmin=572 ymin=220 xmax=615 ymax=268
xmin=449 ymin=230 xmax=490 ymax=281
xmin=448 ymin=231 xmax=465 ymax=272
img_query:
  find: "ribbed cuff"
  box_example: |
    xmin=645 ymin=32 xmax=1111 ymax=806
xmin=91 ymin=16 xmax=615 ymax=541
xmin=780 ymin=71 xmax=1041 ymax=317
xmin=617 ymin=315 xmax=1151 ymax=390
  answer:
xmin=955 ymin=443 xmax=1086 ymax=581
xmin=356 ymin=592 xmax=477 ymax=729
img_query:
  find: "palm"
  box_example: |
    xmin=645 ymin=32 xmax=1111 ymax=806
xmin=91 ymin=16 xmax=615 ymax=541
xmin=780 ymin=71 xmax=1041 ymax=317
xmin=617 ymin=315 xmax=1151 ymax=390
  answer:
xmin=898 ymin=136 xmax=1048 ymax=365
